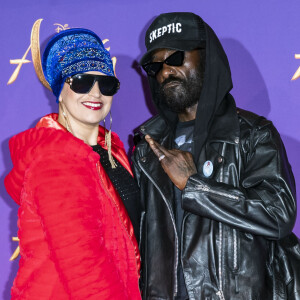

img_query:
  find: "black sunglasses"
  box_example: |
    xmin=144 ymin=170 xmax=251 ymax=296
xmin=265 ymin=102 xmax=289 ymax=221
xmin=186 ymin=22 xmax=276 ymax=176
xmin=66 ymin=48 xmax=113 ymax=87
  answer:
xmin=142 ymin=51 xmax=185 ymax=77
xmin=65 ymin=74 xmax=120 ymax=96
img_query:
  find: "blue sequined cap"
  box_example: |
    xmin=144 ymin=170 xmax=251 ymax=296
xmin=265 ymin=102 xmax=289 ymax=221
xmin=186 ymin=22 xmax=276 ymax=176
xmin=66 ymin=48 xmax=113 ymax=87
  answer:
xmin=42 ymin=28 xmax=115 ymax=99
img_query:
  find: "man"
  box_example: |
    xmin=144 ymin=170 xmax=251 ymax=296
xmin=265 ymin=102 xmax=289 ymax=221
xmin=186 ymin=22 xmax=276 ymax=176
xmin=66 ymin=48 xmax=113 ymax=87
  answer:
xmin=132 ymin=12 xmax=297 ymax=300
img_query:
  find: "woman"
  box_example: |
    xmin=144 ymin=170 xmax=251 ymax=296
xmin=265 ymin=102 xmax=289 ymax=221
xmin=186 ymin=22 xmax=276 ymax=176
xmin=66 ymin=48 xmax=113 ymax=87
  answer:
xmin=5 ymin=27 xmax=141 ymax=299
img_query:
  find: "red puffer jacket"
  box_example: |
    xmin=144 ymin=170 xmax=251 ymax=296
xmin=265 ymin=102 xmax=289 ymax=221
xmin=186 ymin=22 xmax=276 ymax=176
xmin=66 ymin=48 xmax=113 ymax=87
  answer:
xmin=5 ymin=114 xmax=141 ymax=300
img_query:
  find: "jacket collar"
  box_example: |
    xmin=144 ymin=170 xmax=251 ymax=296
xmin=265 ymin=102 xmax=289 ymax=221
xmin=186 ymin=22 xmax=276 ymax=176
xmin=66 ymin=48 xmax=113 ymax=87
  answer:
xmin=140 ymin=94 xmax=240 ymax=146
xmin=139 ymin=114 xmax=171 ymax=143
xmin=36 ymin=113 xmax=133 ymax=176
xmin=207 ymin=94 xmax=240 ymax=145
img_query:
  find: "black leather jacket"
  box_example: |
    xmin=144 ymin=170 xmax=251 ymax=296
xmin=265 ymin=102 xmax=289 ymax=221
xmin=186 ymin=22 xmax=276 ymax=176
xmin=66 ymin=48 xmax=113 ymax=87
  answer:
xmin=132 ymin=102 xmax=296 ymax=300
xmin=133 ymin=17 xmax=297 ymax=300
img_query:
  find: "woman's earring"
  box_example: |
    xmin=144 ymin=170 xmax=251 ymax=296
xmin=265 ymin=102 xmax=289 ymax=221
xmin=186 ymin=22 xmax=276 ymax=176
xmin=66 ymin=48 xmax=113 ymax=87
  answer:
xmin=103 ymin=117 xmax=106 ymax=131
xmin=60 ymin=101 xmax=72 ymax=133
xmin=105 ymin=111 xmax=117 ymax=169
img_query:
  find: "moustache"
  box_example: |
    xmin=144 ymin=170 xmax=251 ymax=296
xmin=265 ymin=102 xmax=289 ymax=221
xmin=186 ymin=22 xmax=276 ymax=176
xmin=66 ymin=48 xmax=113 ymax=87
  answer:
xmin=160 ymin=76 xmax=184 ymax=90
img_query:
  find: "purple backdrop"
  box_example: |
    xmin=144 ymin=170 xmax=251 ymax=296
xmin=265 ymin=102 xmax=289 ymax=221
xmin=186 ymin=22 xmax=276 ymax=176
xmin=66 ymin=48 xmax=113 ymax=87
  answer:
xmin=1 ymin=1 xmax=299 ymax=298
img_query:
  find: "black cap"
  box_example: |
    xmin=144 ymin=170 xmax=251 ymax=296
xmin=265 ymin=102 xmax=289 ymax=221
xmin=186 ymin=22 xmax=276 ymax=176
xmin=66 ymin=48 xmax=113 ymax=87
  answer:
xmin=140 ymin=12 xmax=206 ymax=65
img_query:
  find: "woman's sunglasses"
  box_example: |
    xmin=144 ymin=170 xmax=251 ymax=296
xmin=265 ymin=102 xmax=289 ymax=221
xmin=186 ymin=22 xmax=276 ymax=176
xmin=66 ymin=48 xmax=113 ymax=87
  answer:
xmin=142 ymin=51 xmax=185 ymax=77
xmin=65 ymin=74 xmax=120 ymax=96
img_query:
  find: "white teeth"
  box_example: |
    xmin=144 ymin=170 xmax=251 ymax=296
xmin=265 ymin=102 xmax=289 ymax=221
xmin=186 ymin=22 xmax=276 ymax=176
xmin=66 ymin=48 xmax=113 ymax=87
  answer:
xmin=83 ymin=102 xmax=101 ymax=107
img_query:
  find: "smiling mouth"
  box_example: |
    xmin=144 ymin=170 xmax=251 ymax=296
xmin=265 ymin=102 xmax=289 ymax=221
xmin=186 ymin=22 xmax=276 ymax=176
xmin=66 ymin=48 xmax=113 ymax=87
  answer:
xmin=82 ymin=101 xmax=103 ymax=110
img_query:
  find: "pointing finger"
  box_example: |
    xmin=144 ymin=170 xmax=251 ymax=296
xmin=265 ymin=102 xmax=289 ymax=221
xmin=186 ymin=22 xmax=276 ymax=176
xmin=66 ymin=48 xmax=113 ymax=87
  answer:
xmin=145 ymin=135 xmax=168 ymax=159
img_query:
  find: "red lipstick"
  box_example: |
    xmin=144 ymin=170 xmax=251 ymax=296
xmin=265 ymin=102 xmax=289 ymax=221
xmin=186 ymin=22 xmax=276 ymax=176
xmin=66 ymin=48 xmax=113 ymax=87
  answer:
xmin=82 ymin=102 xmax=103 ymax=110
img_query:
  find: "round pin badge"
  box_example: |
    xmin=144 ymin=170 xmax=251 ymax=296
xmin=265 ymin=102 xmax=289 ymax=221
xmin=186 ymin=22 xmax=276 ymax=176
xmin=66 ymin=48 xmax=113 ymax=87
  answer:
xmin=203 ymin=160 xmax=213 ymax=177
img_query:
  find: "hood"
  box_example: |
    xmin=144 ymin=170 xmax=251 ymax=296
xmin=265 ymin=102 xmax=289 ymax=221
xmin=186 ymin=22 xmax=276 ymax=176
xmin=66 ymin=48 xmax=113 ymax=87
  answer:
xmin=146 ymin=21 xmax=234 ymax=161
xmin=4 ymin=114 xmax=131 ymax=205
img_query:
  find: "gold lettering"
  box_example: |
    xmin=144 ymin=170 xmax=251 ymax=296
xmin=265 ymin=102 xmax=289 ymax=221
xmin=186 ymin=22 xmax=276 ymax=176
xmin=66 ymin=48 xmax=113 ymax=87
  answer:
xmin=9 ymin=237 xmax=20 ymax=261
xmin=103 ymin=39 xmax=110 ymax=51
xmin=112 ymin=56 xmax=117 ymax=76
xmin=7 ymin=45 xmax=31 ymax=85
xmin=54 ymin=23 xmax=70 ymax=33
xmin=8 ymin=25 xmax=118 ymax=86
xmin=291 ymin=54 xmax=300 ymax=80
xmin=102 ymin=39 xmax=117 ymax=76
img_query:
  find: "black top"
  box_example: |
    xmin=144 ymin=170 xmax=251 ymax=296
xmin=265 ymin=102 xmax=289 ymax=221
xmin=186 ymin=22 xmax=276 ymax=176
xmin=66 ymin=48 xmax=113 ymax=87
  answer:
xmin=174 ymin=119 xmax=195 ymax=300
xmin=92 ymin=144 xmax=141 ymax=241
xmin=174 ymin=119 xmax=194 ymax=239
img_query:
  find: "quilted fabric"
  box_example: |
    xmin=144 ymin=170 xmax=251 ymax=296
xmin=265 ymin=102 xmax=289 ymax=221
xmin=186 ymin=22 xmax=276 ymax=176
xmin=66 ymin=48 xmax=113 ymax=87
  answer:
xmin=5 ymin=114 xmax=140 ymax=300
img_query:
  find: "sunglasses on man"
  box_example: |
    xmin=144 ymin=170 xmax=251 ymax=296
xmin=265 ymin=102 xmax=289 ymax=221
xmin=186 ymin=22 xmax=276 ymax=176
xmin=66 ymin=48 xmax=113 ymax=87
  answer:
xmin=65 ymin=74 xmax=120 ymax=96
xmin=142 ymin=50 xmax=185 ymax=77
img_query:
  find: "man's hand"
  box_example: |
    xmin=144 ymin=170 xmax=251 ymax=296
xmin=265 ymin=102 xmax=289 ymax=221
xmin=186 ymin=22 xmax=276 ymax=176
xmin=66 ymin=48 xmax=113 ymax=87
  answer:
xmin=145 ymin=135 xmax=197 ymax=190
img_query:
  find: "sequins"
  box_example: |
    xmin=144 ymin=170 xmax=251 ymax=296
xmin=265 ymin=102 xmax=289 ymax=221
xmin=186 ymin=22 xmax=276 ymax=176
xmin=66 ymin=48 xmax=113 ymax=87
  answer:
xmin=42 ymin=30 xmax=114 ymax=98
xmin=92 ymin=145 xmax=140 ymax=211
xmin=62 ymin=61 xmax=111 ymax=77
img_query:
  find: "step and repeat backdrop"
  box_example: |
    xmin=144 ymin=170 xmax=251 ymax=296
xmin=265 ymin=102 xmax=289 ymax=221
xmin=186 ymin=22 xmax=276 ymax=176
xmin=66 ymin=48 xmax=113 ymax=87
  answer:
xmin=1 ymin=0 xmax=299 ymax=298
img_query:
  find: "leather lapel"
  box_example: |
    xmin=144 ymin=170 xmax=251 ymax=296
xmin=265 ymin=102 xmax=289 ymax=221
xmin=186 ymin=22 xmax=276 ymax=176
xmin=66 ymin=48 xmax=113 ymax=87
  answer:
xmin=138 ymin=133 xmax=175 ymax=211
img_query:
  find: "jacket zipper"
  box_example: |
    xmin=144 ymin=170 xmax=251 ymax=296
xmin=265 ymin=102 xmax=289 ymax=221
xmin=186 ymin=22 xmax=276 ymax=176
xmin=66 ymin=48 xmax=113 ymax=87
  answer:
xmin=95 ymin=162 xmax=140 ymax=285
xmin=137 ymin=160 xmax=179 ymax=297
xmin=217 ymin=143 xmax=226 ymax=300
xmin=216 ymin=222 xmax=226 ymax=300
xmin=216 ymin=142 xmax=240 ymax=299
xmin=233 ymin=140 xmax=240 ymax=292
xmin=233 ymin=229 xmax=238 ymax=270
xmin=181 ymin=213 xmax=190 ymax=298
xmin=192 ymin=183 xmax=239 ymax=201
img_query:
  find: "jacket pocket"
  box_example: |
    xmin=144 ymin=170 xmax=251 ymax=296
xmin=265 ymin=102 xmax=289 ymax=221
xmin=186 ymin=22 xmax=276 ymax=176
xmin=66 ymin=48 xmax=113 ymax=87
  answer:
xmin=227 ymin=227 xmax=240 ymax=294
xmin=232 ymin=228 xmax=239 ymax=272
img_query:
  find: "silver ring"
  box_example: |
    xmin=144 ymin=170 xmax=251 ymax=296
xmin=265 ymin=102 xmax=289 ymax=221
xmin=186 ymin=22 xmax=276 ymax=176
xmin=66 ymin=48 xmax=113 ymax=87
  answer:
xmin=158 ymin=154 xmax=165 ymax=161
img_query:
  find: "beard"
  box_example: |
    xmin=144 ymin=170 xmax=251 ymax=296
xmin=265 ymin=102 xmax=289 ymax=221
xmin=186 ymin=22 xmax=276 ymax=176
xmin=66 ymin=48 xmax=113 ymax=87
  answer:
xmin=158 ymin=68 xmax=203 ymax=113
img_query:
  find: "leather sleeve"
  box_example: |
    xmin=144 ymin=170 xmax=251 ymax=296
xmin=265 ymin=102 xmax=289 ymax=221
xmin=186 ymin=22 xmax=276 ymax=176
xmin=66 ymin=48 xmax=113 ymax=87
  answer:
xmin=132 ymin=148 xmax=147 ymax=294
xmin=132 ymin=145 xmax=146 ymax=214
xmin=27 ymin=151 xmax=128 ymax=299
xmin=132 ymin=155 xmax=142 ymax=188
xmin=182 ymin=124 xmax=296 ymax=240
